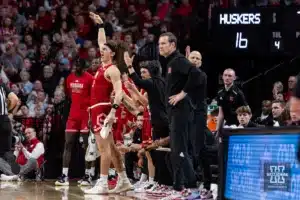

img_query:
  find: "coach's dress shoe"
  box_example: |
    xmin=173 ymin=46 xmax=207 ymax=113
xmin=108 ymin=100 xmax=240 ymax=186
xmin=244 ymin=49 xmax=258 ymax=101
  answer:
xmin=84 ymin=179 xmax=108 ymax=194
xmin=108 ymin=177 xmax=133 ymax=194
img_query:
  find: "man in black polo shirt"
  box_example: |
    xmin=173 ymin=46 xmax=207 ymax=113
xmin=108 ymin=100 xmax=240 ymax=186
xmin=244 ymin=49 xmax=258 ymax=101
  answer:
xmin=187 ymin=50 xmax=213 ymax=198
xmin=159 ymin=32 xmax=198 ymax=192
xmin=216 ymin=68 xmax=248 ymax=131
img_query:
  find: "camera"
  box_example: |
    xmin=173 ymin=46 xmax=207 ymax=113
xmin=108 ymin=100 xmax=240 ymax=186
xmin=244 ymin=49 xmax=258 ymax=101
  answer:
xmin=12 ymin=132 xmax=26 ymax=146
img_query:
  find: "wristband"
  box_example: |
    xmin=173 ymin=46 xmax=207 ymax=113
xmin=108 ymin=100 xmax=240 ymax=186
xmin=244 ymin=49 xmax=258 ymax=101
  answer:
xmin=96 ymin=23 xmax=105 ymax=29
xmin=127 ymin=65 xmax=133 ymax=68
xmin=112 ymin=104 xmax=119 ymax=109
xmin=136 ymin=112 xmax=143 ymax=116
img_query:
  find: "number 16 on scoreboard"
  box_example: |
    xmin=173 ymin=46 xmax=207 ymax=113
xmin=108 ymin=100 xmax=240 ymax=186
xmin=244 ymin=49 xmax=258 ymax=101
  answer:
xmin=235 ymin=32 xmax=248 ymax=49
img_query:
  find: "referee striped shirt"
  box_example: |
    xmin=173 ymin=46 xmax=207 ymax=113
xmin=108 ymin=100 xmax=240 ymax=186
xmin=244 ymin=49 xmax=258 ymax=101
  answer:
xmin=0 ymin=83 xmax=10 ymax=116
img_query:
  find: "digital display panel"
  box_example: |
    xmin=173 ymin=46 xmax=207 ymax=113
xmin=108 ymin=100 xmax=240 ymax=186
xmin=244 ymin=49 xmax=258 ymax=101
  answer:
xmin=211 ymin=7 xmax=300 ymax=56
xmin=225 ymin=134 xmax=300 ymax=200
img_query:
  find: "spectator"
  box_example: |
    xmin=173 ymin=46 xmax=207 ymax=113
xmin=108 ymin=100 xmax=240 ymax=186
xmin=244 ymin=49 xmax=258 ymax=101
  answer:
xmin=254 ymin=100 xmax=273 ymax=126
xmin=11 ymin=83 xmax=27 ymax=104
xmin=272 ymin=81 xmax=284 ymax=100
xmin=41 ymin=65 xmax=59 ymax=98
xmin=36 ymin=6 xmax=52 ymax=33
xmin=285 ymin=75 xmax=297 ymax=101
xmin=236 ymin=106 xmax=258 ymax=128
xmin=0 ymin=17 xmax=16 ymax=42
xmin=19 ymin=70 xmax=33 ymax=95
xmin=0 ymin=128 xmax=45 ymax=181
xmin=271 ymin=100 xmax=287 ymax=126
xmin=11 ymin=4 xmax=27 ymax=34
xmin=275 ymin=92 xmax=285 ymax=101
xmin=1 ymin=42 xmax=23 ymax=82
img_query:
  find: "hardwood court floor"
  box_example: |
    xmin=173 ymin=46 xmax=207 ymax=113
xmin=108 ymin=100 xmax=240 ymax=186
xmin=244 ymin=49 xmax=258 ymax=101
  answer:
xmin=0 ymin=180 xmax=145 ymax=200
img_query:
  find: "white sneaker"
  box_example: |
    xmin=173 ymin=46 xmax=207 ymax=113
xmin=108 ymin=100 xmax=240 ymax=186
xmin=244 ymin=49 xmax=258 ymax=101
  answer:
xmin=84 ymin=179 xmax=108 ymax=194
xmin=133 ymin=180 xmax=147 ymax=189
xmin=0 ymin=174 xmax=18 ymax=181
xmin=109 ymin=177 xmax=133 ymax=193
xmin=135 ymin=181 xmax=155 ymax=193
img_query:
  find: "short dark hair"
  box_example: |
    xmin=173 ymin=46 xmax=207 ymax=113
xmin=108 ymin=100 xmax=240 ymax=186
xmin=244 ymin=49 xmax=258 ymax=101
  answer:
xmin=236 ymin=106 xmax=252 ymax=115
xmin=160 ymin=32 xmax=177 ymax=47
xmin=272 ymin=100 xmax=285 ymax=108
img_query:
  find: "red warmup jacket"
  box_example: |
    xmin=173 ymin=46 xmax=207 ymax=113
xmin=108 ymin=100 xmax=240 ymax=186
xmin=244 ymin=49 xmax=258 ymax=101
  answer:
xmin=16 ymin=138 xmax=44 ymax=168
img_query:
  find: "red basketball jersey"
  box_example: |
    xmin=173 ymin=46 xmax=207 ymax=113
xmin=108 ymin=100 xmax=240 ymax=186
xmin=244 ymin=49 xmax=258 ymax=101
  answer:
xmin=66 ymin=72 xmax=93 ymax=119
xmin=90 ymin=64 xmax=113 ymax=105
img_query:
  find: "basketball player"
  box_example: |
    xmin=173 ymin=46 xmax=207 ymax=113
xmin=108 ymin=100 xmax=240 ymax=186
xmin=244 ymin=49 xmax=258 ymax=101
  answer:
xmin=84 ymin=12 xmax=138 ymax=194
xmin=55 ymin=58 xmax=94 ymax=186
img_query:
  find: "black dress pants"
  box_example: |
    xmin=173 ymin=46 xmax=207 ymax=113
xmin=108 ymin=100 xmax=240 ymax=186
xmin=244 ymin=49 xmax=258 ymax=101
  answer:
xmin=190 ymin=110 xmax=212 ymax=190
xmin=125 ymin=152 xmax=147 ymax=180
xmin=168 ymin=100 xmax=196 ymax=191
xmin=0 ymin=115 xmax=12 ymax=157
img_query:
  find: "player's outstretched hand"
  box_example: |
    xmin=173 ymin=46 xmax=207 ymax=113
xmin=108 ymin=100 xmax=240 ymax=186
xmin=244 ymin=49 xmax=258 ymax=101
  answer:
xmin=89 ymin=12 xmax=103 ymax=25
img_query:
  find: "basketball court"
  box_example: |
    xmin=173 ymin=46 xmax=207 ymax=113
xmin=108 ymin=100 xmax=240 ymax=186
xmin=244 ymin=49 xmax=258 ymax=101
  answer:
xmin=0 ymin=181 xmax=218 ymax=200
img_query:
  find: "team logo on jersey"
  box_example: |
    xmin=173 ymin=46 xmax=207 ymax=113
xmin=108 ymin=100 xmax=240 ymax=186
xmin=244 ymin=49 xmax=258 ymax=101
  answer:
xmin=264 ymin=162 xmax=291 ymax=192
xmin=229 ymin=96 xmax=234 ymax=102
xmin=70 ymin=82 xmax=83 ymax=93
xmin=168 ymin=67 xmax=172 ymax=74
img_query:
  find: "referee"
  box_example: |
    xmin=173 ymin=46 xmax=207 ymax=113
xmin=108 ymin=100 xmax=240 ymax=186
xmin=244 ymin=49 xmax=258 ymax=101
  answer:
xmin=159 ymin=32 xmax=199 ymax=191
xmin=0 ymin=81 xmax=19 ymax=159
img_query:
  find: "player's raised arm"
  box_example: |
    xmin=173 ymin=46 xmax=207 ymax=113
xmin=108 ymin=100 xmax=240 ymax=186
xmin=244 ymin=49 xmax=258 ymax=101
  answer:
xmin=107 ymin=66 xmax=123 ymax=107
xmin=89 ymin=12 xmax=106 ymax=49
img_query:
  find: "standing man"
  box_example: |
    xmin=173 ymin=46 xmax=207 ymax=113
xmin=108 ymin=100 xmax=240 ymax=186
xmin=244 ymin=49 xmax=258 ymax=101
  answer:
xmin=55 ymin=58 xmax=94 ymax=186
xmin=216 ymin=68 xmax=248 ymax=130
xmin=187 ymin=50 xmax=213 ymax=199
xmin=158 ymin=32 xmax=198 ymax=192
xmin=0 ymin=81 xmax=18 ymax=165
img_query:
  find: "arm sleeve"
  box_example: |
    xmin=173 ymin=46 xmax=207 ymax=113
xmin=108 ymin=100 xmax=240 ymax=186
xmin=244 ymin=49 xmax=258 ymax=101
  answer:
xmin=22 ymin=143 xmax=45 ymax=160
xmin=129 ymin=72 xmax=153 ymax=91
xmin=238 ymin=90 xmax=248 ymax=106
xmin=294 ymin=74 xmax=300 ymax=98
xmin=183 ymin=65 xmax=201 ymax=94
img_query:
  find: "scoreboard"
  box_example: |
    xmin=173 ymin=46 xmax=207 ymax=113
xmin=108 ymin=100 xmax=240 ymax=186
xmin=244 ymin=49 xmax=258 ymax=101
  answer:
xmin=220 ymin=128 xmax=300 ymax=200
xmin=211 ymin=7 xmax=300 ymax=56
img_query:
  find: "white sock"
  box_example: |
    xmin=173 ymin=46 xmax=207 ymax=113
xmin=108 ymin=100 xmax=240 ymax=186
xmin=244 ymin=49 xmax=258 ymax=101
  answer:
xmin=118 ymin=171 xmax=127 ymax=179
xmin=100 ymin=174 xmax=108 ymax=182
xmin=140 ymin=173 xmax=148 ymax=182
xmin=62 ymin=168 xmax=68 ymax=176
xmin=85 ymin=169 xmax=90 ymax=176
xmin=149 ymin=177 xmax=154 ymax=183
xmin=90 ymin=167 xmax=95 ymax=176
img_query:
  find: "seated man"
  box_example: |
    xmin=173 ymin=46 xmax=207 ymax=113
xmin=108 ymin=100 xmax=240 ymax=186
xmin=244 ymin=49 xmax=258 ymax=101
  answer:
xmin=0 ymin=128 xmax=45 ymax=181
xmin=236 ymin=106 xmax=258 ymax=128
xmin=117 ymin=114 xmax=149 ymax=182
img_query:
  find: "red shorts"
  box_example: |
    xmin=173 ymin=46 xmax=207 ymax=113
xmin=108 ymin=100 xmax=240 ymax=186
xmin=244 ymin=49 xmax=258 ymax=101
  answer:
xmin=65 ymin=112 xmax=89 ymax=134
xmin=91 ymin=105 xmax=111 ymax=133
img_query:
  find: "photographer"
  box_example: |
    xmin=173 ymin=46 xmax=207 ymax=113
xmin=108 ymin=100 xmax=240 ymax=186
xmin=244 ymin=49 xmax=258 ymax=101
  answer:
xmin=0 ymin=128 xmax=45 ymax=181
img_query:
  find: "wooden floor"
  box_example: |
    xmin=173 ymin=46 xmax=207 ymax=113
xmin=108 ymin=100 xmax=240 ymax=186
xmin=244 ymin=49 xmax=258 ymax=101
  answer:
xmin=0 ymin=181 xmax=144 ymax=200
xmin=0 ymin=181 xmax=218 ymax=200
